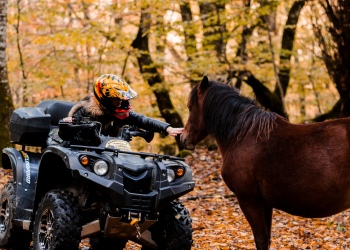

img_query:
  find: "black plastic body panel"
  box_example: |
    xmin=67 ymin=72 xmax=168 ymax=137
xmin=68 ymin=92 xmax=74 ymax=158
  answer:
xmin=10 ymin=107 xmax=51 ymax=146
xmin=2 ymin=148 xmax=41 ymax=223
xmin=42 ymin=145 xmax=195 ymax=213
xmin=3 ymin=139 xmax=194 ymax=229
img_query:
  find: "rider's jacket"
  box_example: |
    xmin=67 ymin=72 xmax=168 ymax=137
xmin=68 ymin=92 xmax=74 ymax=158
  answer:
xmin=68 ymin=93 xmax=170 ymax=137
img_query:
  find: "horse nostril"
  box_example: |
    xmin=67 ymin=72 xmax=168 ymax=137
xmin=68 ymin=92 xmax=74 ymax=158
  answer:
xmin=181 ymin=137 xmax=187 ymax=146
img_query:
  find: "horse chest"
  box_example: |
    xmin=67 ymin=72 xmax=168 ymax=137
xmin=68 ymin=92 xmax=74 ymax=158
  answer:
xmin=182 ymin=78 xmax=350 ymax=250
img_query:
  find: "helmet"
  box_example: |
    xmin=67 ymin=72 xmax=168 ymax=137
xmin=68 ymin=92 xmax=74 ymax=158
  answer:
xmin=93 ymin=74 xmax=137 ymax=113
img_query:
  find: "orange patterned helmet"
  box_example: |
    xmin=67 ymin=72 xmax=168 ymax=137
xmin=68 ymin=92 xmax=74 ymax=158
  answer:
xmin=93 ymin=74 xmax=137 ymax=112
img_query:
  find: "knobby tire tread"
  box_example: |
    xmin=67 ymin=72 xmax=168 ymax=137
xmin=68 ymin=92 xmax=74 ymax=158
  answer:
xmin=0 ymin=182 xmax=32 ymax=250
xmin=146 ymin=201 xmax=193 ymax=250
xmin=33 ymin=190 xmax=82 ymax=250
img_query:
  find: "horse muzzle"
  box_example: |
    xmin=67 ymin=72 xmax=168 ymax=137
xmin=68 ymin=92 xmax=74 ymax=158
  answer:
xmin=180 ymin=135 xmax=195 ymax=150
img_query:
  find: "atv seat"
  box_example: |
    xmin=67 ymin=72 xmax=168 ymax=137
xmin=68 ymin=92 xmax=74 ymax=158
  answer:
xmin=36 ymin=100 xmax=75 ymax=126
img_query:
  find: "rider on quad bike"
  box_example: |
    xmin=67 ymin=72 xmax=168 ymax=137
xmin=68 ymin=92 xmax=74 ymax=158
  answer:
xmin=63 ymin=73 xmax=183 ymax=138
xmin=0 ymin=74 xmax=194 ymax=250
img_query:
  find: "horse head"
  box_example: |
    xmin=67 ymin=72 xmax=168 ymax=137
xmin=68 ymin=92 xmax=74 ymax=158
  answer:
xmin=181 ymin=76 xmax=211 ymax=150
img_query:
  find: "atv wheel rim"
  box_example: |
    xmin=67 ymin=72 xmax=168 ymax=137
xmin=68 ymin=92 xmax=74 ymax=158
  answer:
xmin=38 ymin=208 xmax=54 ymax=250
xmin=0 ymin=198 xmax=9 ymax=234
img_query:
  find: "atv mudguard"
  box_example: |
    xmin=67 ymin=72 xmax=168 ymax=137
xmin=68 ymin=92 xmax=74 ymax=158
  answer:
xmin=40 ymin=145 xmax=123 ymax=193
xmin=2 ymin=147 xmax=41 ymax=229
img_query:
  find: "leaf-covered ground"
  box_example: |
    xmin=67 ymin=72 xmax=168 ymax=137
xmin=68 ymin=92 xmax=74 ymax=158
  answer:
xmin=1 ymin=147 xmax=350 ymax=249
xmin=126 ymin=148 xmax=350 ymax=250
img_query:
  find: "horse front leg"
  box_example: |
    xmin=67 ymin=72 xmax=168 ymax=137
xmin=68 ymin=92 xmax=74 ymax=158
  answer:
xmin=236 ymin=196 xmax=273 ymax=250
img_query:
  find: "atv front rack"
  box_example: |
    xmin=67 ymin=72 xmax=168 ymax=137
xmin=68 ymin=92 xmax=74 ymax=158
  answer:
xmin=70 ymin=144 xmax=185 ymax=162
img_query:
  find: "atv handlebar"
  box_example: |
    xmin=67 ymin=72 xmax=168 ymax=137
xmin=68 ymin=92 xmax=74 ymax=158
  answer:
xmin=129 ymin=130 xmax=154 ymax=143
xmin=58 ymin=118 xmax=155 ymax=145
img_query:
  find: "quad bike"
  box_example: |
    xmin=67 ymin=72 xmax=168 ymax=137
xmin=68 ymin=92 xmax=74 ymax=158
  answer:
xmin=0 ymin=100 xmax=194 ymax=250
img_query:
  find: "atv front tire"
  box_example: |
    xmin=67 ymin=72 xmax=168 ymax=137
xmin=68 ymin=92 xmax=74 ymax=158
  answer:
xmin=0 ymin=182 xmax=32 ymax=250
xmin=146 ymin=201 xmax=193 ymax=250
xmin=33 ymin=190 xmax=82 ymax=250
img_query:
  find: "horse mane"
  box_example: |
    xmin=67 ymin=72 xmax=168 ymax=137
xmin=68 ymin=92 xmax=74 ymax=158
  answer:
xmin=190 ymin=80 xmax=277 ymax=144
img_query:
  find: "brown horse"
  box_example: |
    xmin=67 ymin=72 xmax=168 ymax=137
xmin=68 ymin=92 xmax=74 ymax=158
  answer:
xmin=181 ymin=76 xmax=350 ymax=250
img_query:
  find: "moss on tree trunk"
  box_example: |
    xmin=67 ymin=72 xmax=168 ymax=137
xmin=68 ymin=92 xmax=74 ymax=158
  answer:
xmin=0 ymin=0 xmax=14 ymax=163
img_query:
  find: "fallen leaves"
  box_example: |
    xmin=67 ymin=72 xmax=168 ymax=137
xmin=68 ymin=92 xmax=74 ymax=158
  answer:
xmin=179 ymin=147 xmax=350 ymax=250
xmin=2 ymin=147 xmax=350 ymax=249
xmin=126 ymin=147 xmax=350 ymax=249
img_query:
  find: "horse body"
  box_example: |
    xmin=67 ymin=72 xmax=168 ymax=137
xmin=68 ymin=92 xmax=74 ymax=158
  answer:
xmin=221 ymin=116 xmax=350 ymax=218
xmin=181 ymin=76 xmax=350 ymax=250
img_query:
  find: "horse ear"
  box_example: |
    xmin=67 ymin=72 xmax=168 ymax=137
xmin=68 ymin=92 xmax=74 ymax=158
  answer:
xmin=198 ymin=76 xmax=209 ymax=92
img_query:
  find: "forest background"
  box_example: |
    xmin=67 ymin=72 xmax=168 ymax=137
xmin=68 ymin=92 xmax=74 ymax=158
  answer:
xmin=0 ymin=0 xmax=349 ymax=155
xmin=1 ymin=0 xmax=350 ymax=249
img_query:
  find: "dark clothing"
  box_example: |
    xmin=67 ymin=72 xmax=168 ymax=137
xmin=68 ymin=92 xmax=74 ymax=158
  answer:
xmin=68 ymin=93 xmax=170 ymax=137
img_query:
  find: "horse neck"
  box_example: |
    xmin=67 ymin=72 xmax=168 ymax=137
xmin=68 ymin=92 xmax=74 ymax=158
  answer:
xmin=205 ymin=104 xmax=277 ymax=149
xmin=215 ymin=141 xmax=230 ymax=158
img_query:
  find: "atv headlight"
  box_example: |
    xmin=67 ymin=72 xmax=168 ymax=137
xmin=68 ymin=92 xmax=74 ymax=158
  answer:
xmin=93 ymin=160 xmax=109 ymax=176
xmin=167 ymin=169 xmax=176 ymax=182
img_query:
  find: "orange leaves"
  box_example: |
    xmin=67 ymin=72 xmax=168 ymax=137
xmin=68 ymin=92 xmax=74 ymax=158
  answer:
xmin=2 ymin=148 xmax=350 ymax=249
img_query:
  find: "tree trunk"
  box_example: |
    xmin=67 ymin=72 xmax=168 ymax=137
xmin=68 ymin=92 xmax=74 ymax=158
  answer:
xmin=311 ymin=99 xmax=342 ymax=122
xmin=0 ymin=0 xmax=14 ymax=162
xmin=131 ymin=6 xmax=184 ymax=151
xmin=199 ymin=1 xmax=228 ymax=64
xmin=275 ymin=0 xmax=306 ymax=98
xmin=179 ymin=1 xmax=200 ymax=88
xmin=233 ymin=0 xmax=305 ymax=119
xmin=234 ymin=0 xmax=253 ymax=89
xmin=316 ymin=0 xmax=350 ymax=117
xmin=239 ymin=70 xmax=285 ymax=117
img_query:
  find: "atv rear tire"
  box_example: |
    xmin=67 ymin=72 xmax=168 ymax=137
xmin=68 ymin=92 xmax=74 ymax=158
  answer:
xmin=145 ymin=201 xmax=193 ymax=250
xmin=0 ymin=182 xmax=32 ymax=250
xmin=33 ymin=190 xmax=82 ymax=250
xmin=89 ymin=237 xmax=127 ymax=250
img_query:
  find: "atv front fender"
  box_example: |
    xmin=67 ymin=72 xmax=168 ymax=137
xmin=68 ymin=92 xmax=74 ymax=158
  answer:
xmin=2 ymin=148 xmax=41 ymax=228
xmin=39 ymin=145 xmax=124 ymax=194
